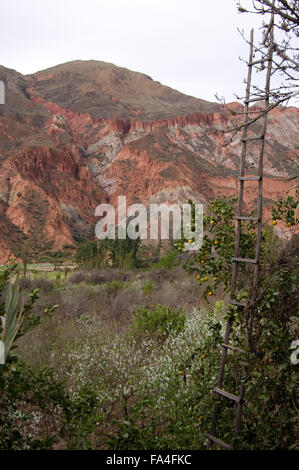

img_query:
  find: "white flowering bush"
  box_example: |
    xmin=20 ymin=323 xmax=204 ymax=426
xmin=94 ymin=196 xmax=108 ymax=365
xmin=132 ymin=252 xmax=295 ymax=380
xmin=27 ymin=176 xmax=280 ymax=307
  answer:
xmin=33 ymin=303 xmax=225 ymax=449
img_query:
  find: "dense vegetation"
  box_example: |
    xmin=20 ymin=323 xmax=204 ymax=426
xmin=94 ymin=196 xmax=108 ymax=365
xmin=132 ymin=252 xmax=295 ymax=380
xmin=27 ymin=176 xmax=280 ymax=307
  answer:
xmin=0 ymin=195 xmax=298 ymax=450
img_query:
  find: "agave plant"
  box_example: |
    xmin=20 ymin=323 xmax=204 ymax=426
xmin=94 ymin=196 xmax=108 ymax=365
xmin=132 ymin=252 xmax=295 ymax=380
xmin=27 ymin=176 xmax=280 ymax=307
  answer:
xmin=0 ymin=277 xmax=23 ymax=374
xmin=0 ymin=266 xmax=39 ymax=375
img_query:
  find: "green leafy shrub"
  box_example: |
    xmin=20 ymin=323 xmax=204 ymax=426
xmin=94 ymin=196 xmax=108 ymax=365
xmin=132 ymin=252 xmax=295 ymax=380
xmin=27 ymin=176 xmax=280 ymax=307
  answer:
xmin=240 ymin=236 xmax=298 ymax=449
xmin=75 ymin=241 xmax=100 ymax=270
xmin=153 ymin=249 xmax=179 ymax=270
xmin=75 ymin=233 xmax=141 ymax=270
xmin=105 ymin=280 xmax=127 ymax=292
xmin=103 ymin=307 xmax=224 ymax=450
xmin=181 ymin=196 xmax=257 ymax=299
xmin=272 ymin=191 xmax=298 ymax=227
xmin=132 ymin=305 xmax=186 ymax=338
xmin=1 ymin=360 xmax=101 ymax=450
xmin=142 ymin=280 xmax=154 ymax=295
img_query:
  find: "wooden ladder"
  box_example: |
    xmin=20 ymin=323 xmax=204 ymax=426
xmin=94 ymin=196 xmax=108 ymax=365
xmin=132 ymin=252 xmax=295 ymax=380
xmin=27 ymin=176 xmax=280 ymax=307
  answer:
xmin=207 ymin=20 xmax=275 ymax=450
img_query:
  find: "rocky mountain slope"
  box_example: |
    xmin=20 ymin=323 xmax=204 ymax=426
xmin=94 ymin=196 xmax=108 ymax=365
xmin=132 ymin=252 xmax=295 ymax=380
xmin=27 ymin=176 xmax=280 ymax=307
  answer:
xmin=0 ymin=60 xmax=298 ymax=262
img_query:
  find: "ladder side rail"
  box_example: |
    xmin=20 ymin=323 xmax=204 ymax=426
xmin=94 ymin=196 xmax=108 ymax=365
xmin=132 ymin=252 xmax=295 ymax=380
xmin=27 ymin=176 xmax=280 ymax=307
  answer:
xmin=251 ymin=15 xmax=275 ymax=304
xmin=231 ymin=28 xmax=255 ymax=297
xmin=207 ymin=5 xmax=276 ymax=446
xmin=208 ymin=319 xmax=233 ymax=446
xmin=209 ymin=30 xmax=255 ymax=449
xmin=248 ymin=11 xmax=275 ymax=349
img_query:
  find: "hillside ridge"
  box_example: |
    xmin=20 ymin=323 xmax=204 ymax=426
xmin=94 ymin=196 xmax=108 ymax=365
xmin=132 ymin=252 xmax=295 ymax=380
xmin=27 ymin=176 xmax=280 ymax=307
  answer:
xmin=0 ymin=60 xmax=298 ymax=262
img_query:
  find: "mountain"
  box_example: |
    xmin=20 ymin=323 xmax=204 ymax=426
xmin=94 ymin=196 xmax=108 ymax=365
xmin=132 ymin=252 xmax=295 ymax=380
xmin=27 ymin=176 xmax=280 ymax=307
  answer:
xmin=0 ymin=60 xmax=298 ymax=262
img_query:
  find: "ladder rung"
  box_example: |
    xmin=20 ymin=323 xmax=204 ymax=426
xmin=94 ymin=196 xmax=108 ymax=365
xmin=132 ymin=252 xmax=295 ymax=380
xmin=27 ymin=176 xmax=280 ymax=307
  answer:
xmin=241 ymin=135 xmax=264 ymax=142
xmin=229 ymin=299 xmax=246 ymax=307
xmin=222 ymin=343 xmax=245 ymax=354
xmin=206 ymin=433 xmax=233 ymax=450
xmin=245 ymin=96 xmax=267 ymax=103
xmin=232 ymin=257 xmax=258 ymax=264
xmin=214 ymin=387 xmax=241 ymax=403
xmin=239 ymin=176 xmax=262 ymax=181
xmin=236 ymin=216 xmax=259 ymax=221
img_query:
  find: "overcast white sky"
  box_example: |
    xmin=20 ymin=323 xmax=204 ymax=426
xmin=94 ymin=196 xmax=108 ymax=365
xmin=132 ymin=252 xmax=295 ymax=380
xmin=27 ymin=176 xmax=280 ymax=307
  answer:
xmin=0 ymin=0 xmax=282 ymax=103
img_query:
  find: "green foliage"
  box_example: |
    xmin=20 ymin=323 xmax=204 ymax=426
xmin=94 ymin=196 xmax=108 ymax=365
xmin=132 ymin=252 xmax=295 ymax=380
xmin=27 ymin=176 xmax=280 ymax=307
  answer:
xmin=104 ymin=307 xmax=223 ymax=450
xmin=64 ymin=266 xmax=70 ymax=280
xmin=240 ymin=240 xmax=298 ymax=449
xmin=105 ymin=280 xmax=127 ymax=292
xmin=101 ymin=237 xmax=140 ymax=269
xmin=65 ymin=383 xmax=101 ymax=449
xmin=153 ymin=248 xmax=179 ymax=270
xmin=18 ymin=241 xmax=31 ymax=279
xmin=132 ymin=305 xmax=186 ymax=338
xmin=55 ymin=271 xmax=61 ymax=287
xmin=1 ymin=360 xmax=100 ymax=450
xmin=0 ymin=194 xmax=297 ymax=450
xmin=43 ymin=304 xmax=59 ymax=317
xmin=174 ymin=198 xmax=197 ymax=253
xmin=260 ymin=224 xmax=279 ymax=263
xmin=177 ymin=196 xmax=299 ymax=449
xmin=36 ymin=249 xmax=73 ymax=264
xmin=142 ymin=280 xmax=154 ymax=295
xmin=272 ymin=191 xmax=298 ymax=227
xmin=75 ymin=241 xmax=100 ymax=270
xmin=182 ymin=196 xmax=257 ymax=299
xmin=75 ymin=235 xmax=141 ymax=270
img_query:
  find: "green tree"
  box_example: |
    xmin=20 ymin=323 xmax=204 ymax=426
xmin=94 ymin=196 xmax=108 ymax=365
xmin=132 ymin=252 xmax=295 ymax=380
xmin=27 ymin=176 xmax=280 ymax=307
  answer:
xmin=19 ymin=240 xmax=31 ymax=280
xmin=75 ymin=230 xmax=141 ymax=270
xmin=75 ymin=240 xmax=99 ymax=270
xmin=101 ymin=236 xmax=141 ymax=268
